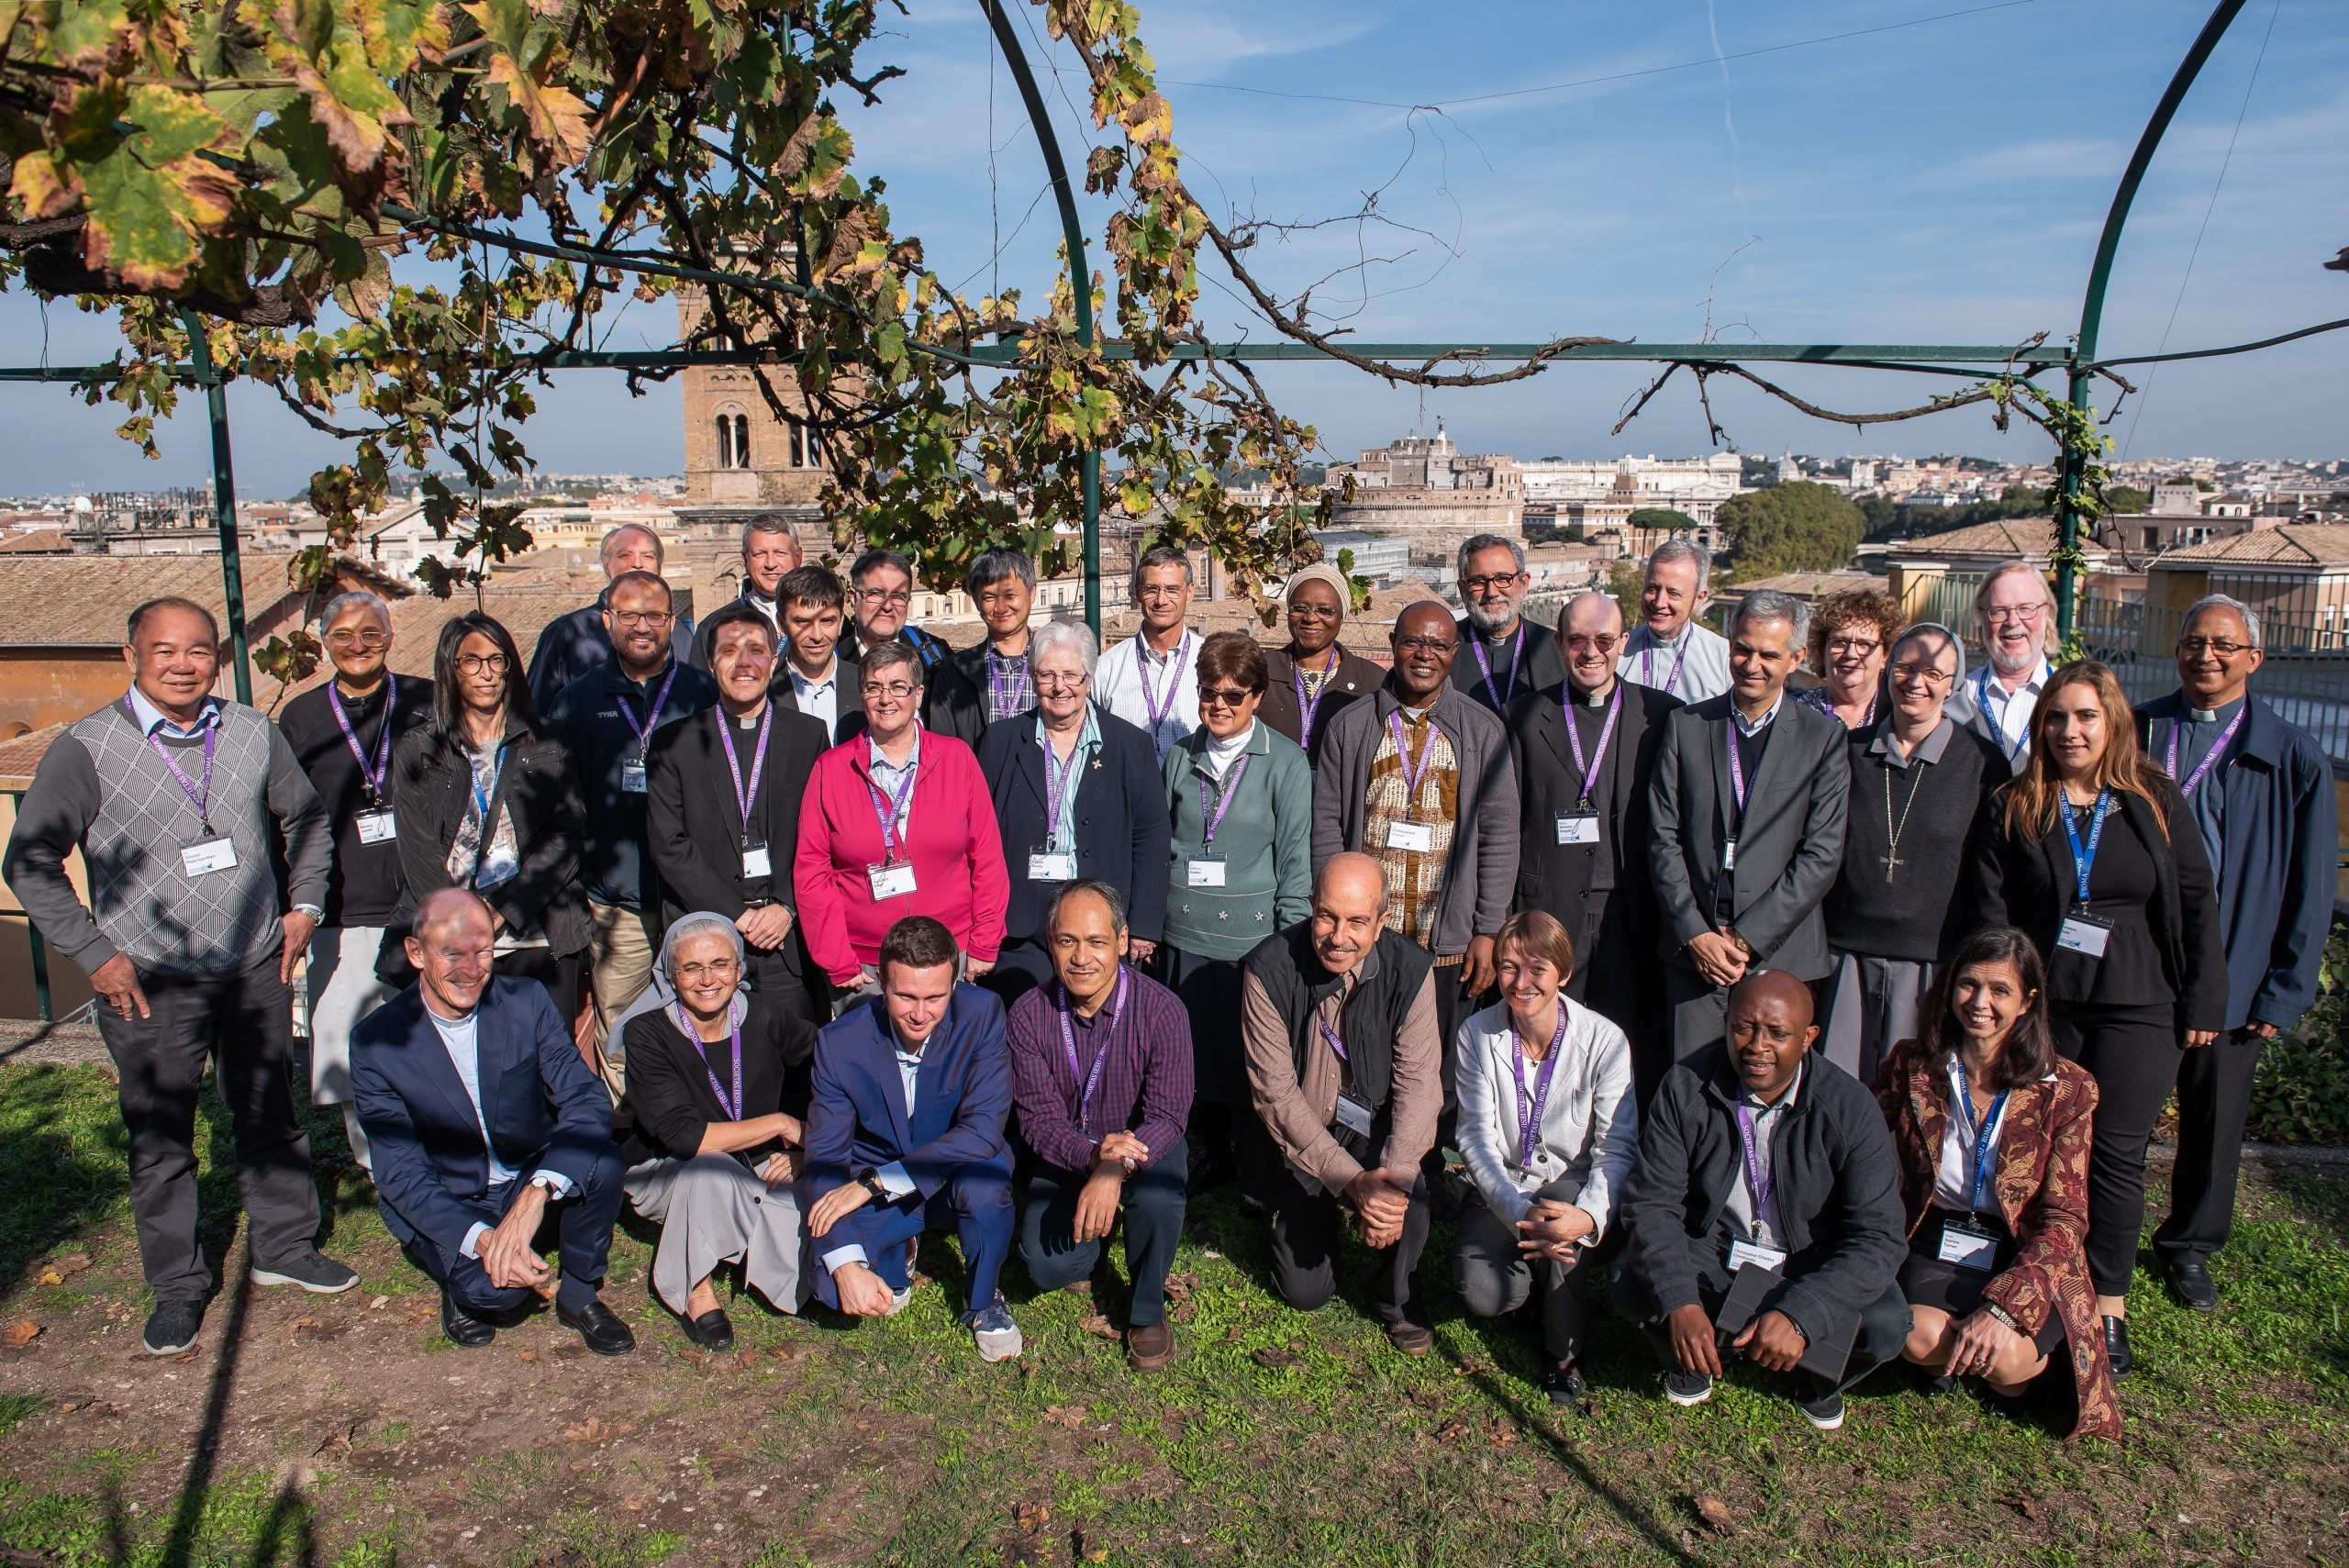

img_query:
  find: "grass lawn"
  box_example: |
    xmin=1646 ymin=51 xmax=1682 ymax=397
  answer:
xmin=0 ymin=1059 xmax=2343 ymax=1566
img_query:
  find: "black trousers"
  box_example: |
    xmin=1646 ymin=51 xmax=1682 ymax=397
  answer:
xmin=380 ymin=1146 xmax=627 ymax=1317
xmin=744 ymin=940 xmax=824 ymax=1027
xmin=1019 ymin=1141 xmax=1189 ymax=1326
xmin=1451 ymin=1185 xmax=1599 ymax=1361
xmin=1267 ymin=1160 xmax=1431 ymax=1326
xmin=2053 ymin=1000 xmax=2184 ymax=1298
xmin=496 ymin=946 xmax=584 ymax=1026
xmin=2155 ymin=1023 xmax=2266 ymax=1266
xmin=1610 ymin=1229 xmax=1910 ymax=1398
xmin=93 ymin=949 xmax=322 ymax=1305
xmin=976 ymin=937 xmax=1052 ymax=1010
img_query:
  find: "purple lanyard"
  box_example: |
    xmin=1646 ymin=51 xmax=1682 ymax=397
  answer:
xmin=672 ymin=1004 xmax=743 ymax=1120
xmin=618 ymin=663 xmax=680 ymax=762
xmin=1197 ymin=753 xmax=1251 ymax=844
xmin=126 ymin=697 xmax=218 ymax=832
xmin=1137 ymin=636 xmax=1190 ymax=735
xmin=716 ymin=703 xmax=774 ymax=842
xmin=1043 ymin=730 xmax=1083 ymax=841
xmin=1470 ymin=627 xmax=1524 ymax=708
xmin=1316 ymin=1003 xmax=1348 ymax=1062
xmin=328 ymin=674 xmax=396 ymax=802
xmin=1727 ymin=710 xmax=1769 ymax=819
xmin=2165 ymin=706 xmax=2246 ymax=800
xmin=1563 ymin=683 xmax=1624 ymax=807
xmin=1509 ymin=1006 xmax=1568 ymax=1168
xmin=1386 ymin=709 xmax=1437 ymax=813
xmin=1055 ymin=968 xmax=1128 ymax=1128
xmin=1733 ymin=1098 xmax=1780 ymax=1240
xmin=865 ymin=754 xmax=919 ymax=862
xmin=1293 ymin=648 xmax=1340 ymax=748
xmin=1639 ymin=628 xmax=1690 ymax=695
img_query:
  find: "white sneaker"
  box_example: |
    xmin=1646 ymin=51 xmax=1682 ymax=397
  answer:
xmin=886 ymin=1284 xmax=914 ymax=1317
xmin=966 ymin=1296 xmax=1023 ymax=1362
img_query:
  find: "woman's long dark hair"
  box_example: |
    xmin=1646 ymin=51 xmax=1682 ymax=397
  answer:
xmin=1918 ymin=926 xmax=2057 ymax=1091
xmin=431 ymin=613 xmax=538 ymax=745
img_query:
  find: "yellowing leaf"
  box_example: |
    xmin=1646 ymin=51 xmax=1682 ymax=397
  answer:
xmin=72 ymin=86 xmax=240 ymax=290
xmin=6 ymin=151 xmax=74 ymax=221
xmin=463 ymin=0 xmax=591 ymax=168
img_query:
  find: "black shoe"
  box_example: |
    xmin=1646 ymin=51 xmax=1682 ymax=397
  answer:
xmin=143 ymin=1299 xmax=204 ymax=1356
xmin=559 ymin=1296 xmax=637 ymax=1357
xmin=250 ymin=1250 xmax=360 ymax=1295
xmin=1539 ymin=1359 xmax=1588 ymax=1407
xmin=682 ymin=1307 xmax=733 ymax=1352
xmin=441 ymin=1290 xmax=495 ymax=1349
xmin=2165 ymin=1257 xmax=2221 ymax=1313
xmin=1923 ymin=1371 xmax=1958 ymax=1396
xmin=2102 ymin=1315 xmax=2132 ymax=1378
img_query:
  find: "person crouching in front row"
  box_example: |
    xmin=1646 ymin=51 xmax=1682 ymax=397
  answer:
xmin=803 ymin=917 xmax=1024 ymax=1362
xmin=1610 ymin=969 xmax=1908 ymax=1430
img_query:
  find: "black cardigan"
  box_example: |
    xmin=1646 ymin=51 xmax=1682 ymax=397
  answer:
xmin=1968 ymin=773 xmax=2228 ymax=1034
xmin=974 ymin=705 xmax=1171 ymax=945
xmin=619 ymin=998 xmax=818 ymax=1165
xmin=389 ymin=716 xmax=593 ymax=957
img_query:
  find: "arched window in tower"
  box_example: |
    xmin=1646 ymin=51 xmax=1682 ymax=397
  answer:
xmin=715 ymin=409 xmax=751 ymax=470
xmin=786 ymin=418 xmax=821 ymax=470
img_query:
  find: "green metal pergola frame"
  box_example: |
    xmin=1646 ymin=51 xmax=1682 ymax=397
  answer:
xmin=0 ymin=0 xmax=2305 ymax=705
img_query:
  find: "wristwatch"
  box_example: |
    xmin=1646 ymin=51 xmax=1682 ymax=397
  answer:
xmin=855 ymin=1168 xmax=889 ymax=1203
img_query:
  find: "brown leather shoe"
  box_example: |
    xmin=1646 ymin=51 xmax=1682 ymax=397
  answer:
xmin=1386 ymin=1319 xmax=1434 ymax=1356
xmin=1126 ymin=1319 xmax=1174 ymax=1371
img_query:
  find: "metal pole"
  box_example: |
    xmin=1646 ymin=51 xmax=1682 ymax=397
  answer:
xmin=178 ymin=308 xmax=254 ymax=703
xmin=2060 ymin=0 xmax=2248 ymax=641
xmin=981 ymin=0 xmax=1102 ymax=637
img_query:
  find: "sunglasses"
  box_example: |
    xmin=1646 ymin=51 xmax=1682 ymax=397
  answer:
xmin=1199 ymin=686 xmax=1255 ymax=707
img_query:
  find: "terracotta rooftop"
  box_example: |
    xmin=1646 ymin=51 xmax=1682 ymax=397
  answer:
xmin=1720 ymin=570 xmax=1883 ymax=601
xmin=2153 ymin=524 xmax=2349 ymax=569
xmin=1893 ymin=517 xmax=2069 ymax=557
xmin=0 ymin=555 xmax=302 ymax=648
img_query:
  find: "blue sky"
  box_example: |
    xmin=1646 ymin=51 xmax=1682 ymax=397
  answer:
xmin=2 ymin=0 xmax=2342 ymax=496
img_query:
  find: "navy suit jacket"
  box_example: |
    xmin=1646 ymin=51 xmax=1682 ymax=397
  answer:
xmin=806 ymin=984 xmax=1013 ymax=1206
xmin=351 ymin=977 xmax=618 ymax=1262
xmin=974 ymin=705 xmax=1172 ymax=945
xmin=2137 ymin=692 xmax=2338 ymax=1030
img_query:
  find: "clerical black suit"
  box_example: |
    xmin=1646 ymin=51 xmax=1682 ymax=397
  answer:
xmin=1451 ymin=616 xmax=1569 ymax=714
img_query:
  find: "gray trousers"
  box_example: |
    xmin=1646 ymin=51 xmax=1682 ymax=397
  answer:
xmin=95 ymin=948 xmax=321 ymax=1304
xmin=625 ymin=1153 xmax=808 ymax=1315
xmin=1665 ymin=963 xmax=1731 ymax=1062
xmin=1820 ymin=951 xmax=1932 ymax=1091
xmin=1451 ymin=1182 xmax=1599 ymax=1361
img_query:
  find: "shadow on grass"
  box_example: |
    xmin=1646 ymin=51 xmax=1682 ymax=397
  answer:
xmin=0 ymin=1065 xmax=132 ymax=1286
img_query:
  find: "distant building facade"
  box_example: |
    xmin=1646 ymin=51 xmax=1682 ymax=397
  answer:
xmin=1328 ymin=427 xmax=1524 ymax=541
xmin=1519 ymin=453 xmax=1742 ymax=546
xmin=676 ymin=283 xmax=828 ymax=511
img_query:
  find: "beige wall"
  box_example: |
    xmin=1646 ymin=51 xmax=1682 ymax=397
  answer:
xmin=0 ymin=793 xmax=95 ymax=1021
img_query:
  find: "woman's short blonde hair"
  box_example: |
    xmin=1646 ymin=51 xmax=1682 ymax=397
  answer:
xmin=1493 ymin=909 xmax=1575 ymax=984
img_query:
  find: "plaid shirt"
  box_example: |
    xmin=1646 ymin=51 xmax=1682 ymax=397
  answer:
xmin=985 ymin=647 xmax=1037 ymax=724
xmin=1362 ymin=708 xmax=1458 ymax=947
xmin=1006 ymin=964 xmax=1193 ymax=1173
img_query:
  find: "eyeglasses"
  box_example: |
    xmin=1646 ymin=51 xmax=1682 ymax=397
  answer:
xmin=1199 ymin=686 xmax=1255 ymax=707
xmin=674 ymin=958 xmax=740 ymax=983
xmin=326 ymin=629 xmax=388 ymax=650
xmin=1984 ymin=605 xmax=2048 ymax=623
xmin=1888 ymin=662 xmax=1954 ymax=687
xmin=857 ymin=586 xmax=912 ymax=606
xmin=1564 ymin=633 xmax=1620 ymax=655
xmin=1826 ymin=637 xmax=1881 ymax=658
xmin=455 ymin=653 xmax=508 ymax=675
xmin=1140 ymin=586 xmax=1188 ymax=602
xmin=1288 ymin=603 xmax=1341 ymax=619
xmin=609 ymin=610 xmax=673 ymax=628
xmin=1461 ymin=573 xmax=1526 ymax=595
xmin=1394 ymin=636 xmax=1457 ymax=656
xmin=1034 ymin=672 xmax=1090 ymax=691
xmin=861 ymin=680 xmax=918 ymax=700
xmin=2176 ymin=638 xmax=2250 ymax=657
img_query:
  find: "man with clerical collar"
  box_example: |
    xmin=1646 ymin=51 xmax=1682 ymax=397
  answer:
xmin=278 ymin=589 xmax=437 ymax=1172
xmin=1451 ymin=534 xmax=1565 ymax=713
xmin=647 ymin=599 xmax=834 ymax=1024
xmin=1648 ymin=588 xmax=1851 ymax=1062
xmin=1952 ymin=562 xmax=2056 ymax=765
xmin=549 ymin=571 xmax=719 ymax=1079
xmin=351 ymin=889 xmax=634 ymax=1354
xmin=1618 ymin=539 xmax=1731 ymax=704
xmin=1506 ymin=591 xmax=1681 ymax=1084
xmin=2137 ymin=594 xmax=2337 ymax=1313
xmin=528 ymin=523 xmax=695 ymax=711
xmin=688 ymin=516 xmax=800 ymax=667
xmin=804 ymin=916 xmax=1023 ymax=1361
xmin=1241 ymin=853 xmax=1444 ymax=1354
xmin=1611 ymin=971 xmax=1908 ymax=1431
xmin=953 ymin=548 xmax=1041 ymax=725
xmin=1006 ymin=881 xmax=1194 ymax=1370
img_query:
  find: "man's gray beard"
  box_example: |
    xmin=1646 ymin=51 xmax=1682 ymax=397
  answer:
xmin=1464 ymin=598 xmax=1516 ymax=634
xmin=1988 ymin=641 xmax=2040 ymax=678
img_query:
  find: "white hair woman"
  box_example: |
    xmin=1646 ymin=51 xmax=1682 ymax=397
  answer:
xmin=618 ymin=913 xmax=819 ymax=1348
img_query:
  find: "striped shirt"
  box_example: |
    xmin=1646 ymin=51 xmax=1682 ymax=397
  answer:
xmin=1363 ymin=708 xmax=1457 ymax=948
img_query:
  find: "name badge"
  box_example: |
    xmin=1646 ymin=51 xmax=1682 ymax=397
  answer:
xmin=620 ymin=763 xmax=649 ymax=795
xmin=1727 ymin=1238 xmax=1787 ymax=1274
xmin=181 ymin=837 xmax=239 ymax=877
xmin=1028 ymin=850 xmax=1077 ymax=883
xmin=1186 ymin=857 xmax=1228 ymax=888
xmin=1722 ymin=839 xmax=1739 ymax=872
xmin=1384 ymin=818 xmax=1434 ymax=854
xmin=867 ymin=862 xmax=918 ymax=901
xmin=355 ymin=810 xmax=397 ymax=845
xmin=741 ymin=844 xmax=773 ymax=879
xmin=1555 ymin=811 xmax=1600 ymax=847
xmin=1333 ymin=1093 xmax=1375 ymax=1138
xmin=1937 ymin=1220 xmax=1999 ymax=1271
xmin=2056 ymin=912 xmax=2112 ymax=958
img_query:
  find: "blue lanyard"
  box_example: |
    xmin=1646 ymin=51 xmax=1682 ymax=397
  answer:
xmin=1951 ymin=1055 xmax=2011 ymax=1216
xmin=2058 ymin=787 xmax=2110 ymax=907
xmin=470 ymin=741 xmax=510 ymax=824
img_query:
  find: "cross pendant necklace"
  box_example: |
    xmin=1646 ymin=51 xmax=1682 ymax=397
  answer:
xmin=1883 ymin=762 xmax=1925 ymax=883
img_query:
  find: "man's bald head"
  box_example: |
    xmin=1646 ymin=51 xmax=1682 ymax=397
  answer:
xmin=1724 ymin=969 xmax=1818 ymax=1100
xmin=1559 ymin=591 xmax=1625 ymax=695
xmin=416 ymin=887 xmax=495 ymax=940
xmin=1310 ymin=851 xmax=1388 ymax=976
xmin=407 ymin=889 xmax=497 ymax=1018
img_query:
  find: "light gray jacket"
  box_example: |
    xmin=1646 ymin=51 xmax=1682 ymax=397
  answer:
xmin=1453 ymin=998 xmax=1639 ymax=1235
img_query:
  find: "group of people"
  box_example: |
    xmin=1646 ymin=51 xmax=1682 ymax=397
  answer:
xmin=6 ymin=517 xmax=2332 ymax=1440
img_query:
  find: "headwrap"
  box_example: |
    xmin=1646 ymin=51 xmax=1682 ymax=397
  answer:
xmin=1284 ymin=562 xmax=1352 ymax=607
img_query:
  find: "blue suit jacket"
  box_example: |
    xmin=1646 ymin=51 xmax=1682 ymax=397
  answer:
xmin=351 ymin=977 xmax=618 ymax=1261
xmin=2138 ymin=692 xmax=2339 ymax=1030
xmin=806 ymin=984 xmax=1013 ymax=1206
xmin=975 ymin=705 xmax=1172 ymax=946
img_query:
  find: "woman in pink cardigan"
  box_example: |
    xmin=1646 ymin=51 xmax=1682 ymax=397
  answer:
xmin=794 ymin=638 xmax=1010 ymax=991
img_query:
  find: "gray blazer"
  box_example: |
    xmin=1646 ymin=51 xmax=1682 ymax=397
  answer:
xmin=1311 ymin=684 xmax=1520 ymax=958
xmin=1646 ymin=692 xmax=1850 ymax=980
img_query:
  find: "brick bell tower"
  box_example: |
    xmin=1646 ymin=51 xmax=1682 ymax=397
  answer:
xmin=676 ymin=281 xmax=829 ymax=510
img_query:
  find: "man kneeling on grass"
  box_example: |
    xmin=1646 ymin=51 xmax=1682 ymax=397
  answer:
xmin=1610 ymin=969 xmax=1909 ymax=1430
xmin=803 ymin=916 xmax=1023 ymax=1362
